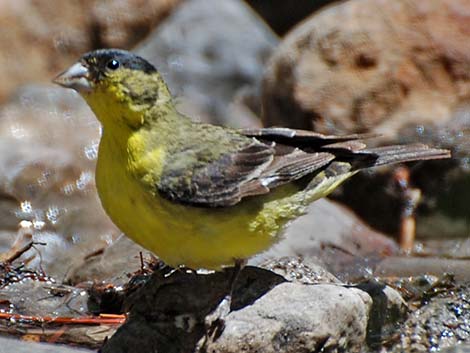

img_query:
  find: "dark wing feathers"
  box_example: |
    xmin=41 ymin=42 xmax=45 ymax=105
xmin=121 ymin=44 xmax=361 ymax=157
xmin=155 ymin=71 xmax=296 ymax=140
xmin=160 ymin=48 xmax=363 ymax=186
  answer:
xmin=241 ymin=127 xmax=378 ymax=147
xmin=158 ymin=140 xmax=274 ymax=206
xmin=157 ymin=127 xmax=450 ymax=207
xmin=360 ymin=143 xmax=451 ymax=167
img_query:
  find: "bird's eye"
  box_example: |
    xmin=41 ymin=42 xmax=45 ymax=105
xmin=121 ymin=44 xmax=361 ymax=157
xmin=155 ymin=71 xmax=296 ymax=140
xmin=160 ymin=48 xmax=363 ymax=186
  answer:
xmin=106 ymin=59 xmax=120 ymax=70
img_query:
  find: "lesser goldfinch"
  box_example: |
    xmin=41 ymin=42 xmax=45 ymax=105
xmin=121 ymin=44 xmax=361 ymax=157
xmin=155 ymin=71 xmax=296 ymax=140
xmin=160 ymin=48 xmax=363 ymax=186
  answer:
xmin=53 ymin=49 xmax=450 ymax=270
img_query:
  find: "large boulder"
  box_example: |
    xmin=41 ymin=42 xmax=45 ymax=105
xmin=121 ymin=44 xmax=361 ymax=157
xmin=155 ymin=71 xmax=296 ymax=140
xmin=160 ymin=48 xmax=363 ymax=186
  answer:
xmin=262 ymin=0 xmax=470 ymax=139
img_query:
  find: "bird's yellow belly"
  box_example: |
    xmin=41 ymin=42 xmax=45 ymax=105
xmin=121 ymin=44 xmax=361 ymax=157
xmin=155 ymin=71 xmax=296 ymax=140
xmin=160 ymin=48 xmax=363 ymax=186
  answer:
xmin=96 ymin=143 xmax=301 ymax=269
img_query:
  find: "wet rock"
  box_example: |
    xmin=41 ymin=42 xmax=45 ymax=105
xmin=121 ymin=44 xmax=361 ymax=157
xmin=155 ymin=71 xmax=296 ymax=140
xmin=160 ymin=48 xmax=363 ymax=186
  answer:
xmin=262 ymin=0 xmax=470 ymax=138
xmin=101 ymin=266 xmax=285 ymax=353
xmin=0 ymin=267 xmax=115 ymax=348
xmin=100 ymin=266 xmax=372 ymax=353
xmin=0 ymin=85 xmax=119 ymax=279
xmin=65 ymin=235 xmax=147 ymax=286
xmin=375 ymin=256 xmax=470 ymax=282
xmin=137 ymin=0 xmax=277 ymax=127
xmin=259 ymin=256 xmax=341 ymax=285
xmin=417 ymin=238 xmax=470 ymax=259
xmin=0 ymin=0 xmax=181 ymax=102
xmin=356 ymin=279 xmax=407 ymax=348
xmin=391 ymin=282 xmax=470 ymax=352
xmin=440 ymin=346 xmax=470 ymax=353
xmin=0 ymin=336 xmax=93 ymax=353
xmin=0 ymin=278 xmax=88 ymax=317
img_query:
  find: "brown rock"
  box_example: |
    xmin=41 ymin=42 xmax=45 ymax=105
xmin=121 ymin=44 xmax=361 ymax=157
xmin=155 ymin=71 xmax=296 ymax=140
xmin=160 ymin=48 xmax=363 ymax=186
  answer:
xmin=262 ymin=0 xmax=470 ymax=139
xmin=0 ymin=0 xmax=181 ymax=102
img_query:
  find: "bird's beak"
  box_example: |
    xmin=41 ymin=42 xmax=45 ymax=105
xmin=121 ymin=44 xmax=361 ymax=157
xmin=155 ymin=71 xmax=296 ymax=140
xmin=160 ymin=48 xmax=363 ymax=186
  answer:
xmin=53 ymin=62 xmax=92 ymax=93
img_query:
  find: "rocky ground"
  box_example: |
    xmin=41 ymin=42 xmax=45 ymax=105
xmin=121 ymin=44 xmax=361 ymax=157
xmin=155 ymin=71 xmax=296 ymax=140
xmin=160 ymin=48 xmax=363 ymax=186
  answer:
xmin=0 ymin=0 xmax=469 ymax=352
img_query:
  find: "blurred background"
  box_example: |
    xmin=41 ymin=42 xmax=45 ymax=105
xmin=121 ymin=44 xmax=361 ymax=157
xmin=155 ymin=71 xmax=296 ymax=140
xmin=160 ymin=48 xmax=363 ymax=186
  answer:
xmin=0 ymin=0 xmax=468 ymax=350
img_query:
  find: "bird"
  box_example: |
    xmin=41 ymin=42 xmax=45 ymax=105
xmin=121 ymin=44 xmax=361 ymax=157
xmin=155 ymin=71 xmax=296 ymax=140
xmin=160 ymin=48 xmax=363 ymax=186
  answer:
xmin=53 ymin=49 xmax=451 ymax=270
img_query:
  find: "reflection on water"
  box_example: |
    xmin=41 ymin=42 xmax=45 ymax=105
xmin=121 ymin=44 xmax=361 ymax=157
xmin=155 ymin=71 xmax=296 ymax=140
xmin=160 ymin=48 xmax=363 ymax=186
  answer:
xmin=0 ymin=85 xmax=119 ymax=280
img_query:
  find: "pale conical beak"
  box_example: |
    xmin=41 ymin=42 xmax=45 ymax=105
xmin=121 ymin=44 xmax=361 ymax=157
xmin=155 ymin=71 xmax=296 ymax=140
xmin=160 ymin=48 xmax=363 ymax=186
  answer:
xmin=53 ymin=62 xmax=92 ymax=93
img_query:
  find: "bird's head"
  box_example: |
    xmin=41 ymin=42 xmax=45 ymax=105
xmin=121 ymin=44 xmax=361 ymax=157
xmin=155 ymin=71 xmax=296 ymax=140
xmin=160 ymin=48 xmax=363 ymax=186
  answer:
xmin=53 ymin=49 xmax=172 ymax=129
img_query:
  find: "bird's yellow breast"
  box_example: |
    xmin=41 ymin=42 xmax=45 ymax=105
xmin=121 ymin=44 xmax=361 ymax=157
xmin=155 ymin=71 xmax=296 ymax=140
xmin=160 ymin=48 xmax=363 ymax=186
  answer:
xmin=96 ymin=132 xmax=303 ymax=269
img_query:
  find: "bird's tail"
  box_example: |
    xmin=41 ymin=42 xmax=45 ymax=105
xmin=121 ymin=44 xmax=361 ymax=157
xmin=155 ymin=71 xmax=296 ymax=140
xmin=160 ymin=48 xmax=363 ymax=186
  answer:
xmin=359 ymin=144 xmax=451 ymax=168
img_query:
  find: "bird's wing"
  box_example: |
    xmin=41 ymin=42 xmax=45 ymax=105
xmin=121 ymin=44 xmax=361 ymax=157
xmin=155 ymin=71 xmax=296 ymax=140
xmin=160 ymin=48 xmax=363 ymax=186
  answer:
xmin=156 ymin=127 xmax=450 ymax=208
xmin=157 ymin=136 xmax=335 ymax=207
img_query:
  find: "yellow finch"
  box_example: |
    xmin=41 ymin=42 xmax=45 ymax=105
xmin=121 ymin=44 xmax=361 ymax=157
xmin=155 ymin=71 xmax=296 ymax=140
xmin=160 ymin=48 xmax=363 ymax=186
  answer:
xmin=53 ymin=49 xmax=450 ymax=270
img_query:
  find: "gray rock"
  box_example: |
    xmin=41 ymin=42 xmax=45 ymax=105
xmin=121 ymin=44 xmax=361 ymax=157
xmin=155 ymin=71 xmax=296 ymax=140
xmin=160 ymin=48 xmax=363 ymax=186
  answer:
xmin=259 ymin=256 xmax=341 ymax=284
xmin=66 ymin=234 xmax=147 ymax=285
xmin=391 ymin=282 xmax=470 ymax=352
xmin=375 ymin=256 xmax=470 ymax=282
xmin=0 ymin=280 xmax=88 ymax=317
xmin=0 ymin=337 xmax=92 ymax=353
xmin=137 ymin=0 xmax=277 ymax=127
xmin=356 ymin=280 xmax=407 ymax=348
xmin=440 ymin=346 xmax=470 ymax=353
xmin=202 ymin=283 xmax=372 ymax=353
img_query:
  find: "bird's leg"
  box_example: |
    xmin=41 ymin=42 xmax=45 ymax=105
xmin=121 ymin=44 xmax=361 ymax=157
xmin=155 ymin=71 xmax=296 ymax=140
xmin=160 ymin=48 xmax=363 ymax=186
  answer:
xmin=205 ymin=258 xmax=246 ymax=341
xmin=228 ymin=258 xmax=246 ymax=306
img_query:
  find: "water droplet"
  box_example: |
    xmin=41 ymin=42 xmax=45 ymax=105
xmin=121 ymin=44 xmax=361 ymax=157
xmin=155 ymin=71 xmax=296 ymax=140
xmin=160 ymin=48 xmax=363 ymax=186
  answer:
xmin=84 ymin=141 xmax=99 ymax=160
xmin=20 ymin=201 xmax=33 ymax=214
xmin=62 ymin=183 xmax=75 ymax=195
xmin=168 ymin=55 xmax=184 ymax=71
xmin=46 ymin=206 xmax=60 ymax=224
xmin=416 ymin=125 xmax=425 ymax=135
xmin=440 ymin=329 xmax=454 ymax=338
xmin=10 ymin=124 xmax=27 ymax=139
xmin=32 ymin=219 xmax=45 ymax=230
xmin=76 ymin=171 xmax=93 ymax=190
xmin=460 ymin=157 xmax=470 ymax=171
xmin=71 ymin=233 xmax=81 ymax=243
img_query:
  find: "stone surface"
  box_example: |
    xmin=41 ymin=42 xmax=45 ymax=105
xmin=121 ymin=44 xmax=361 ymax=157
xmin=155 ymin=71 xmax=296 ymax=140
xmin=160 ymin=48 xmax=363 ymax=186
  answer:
xmin=0 ymin=337 xmax=92 ymax=353
xmin=0 ymin=279 xmax=88 ymax=317
xmin=391 ymin=282 xmax=470 ymax=352
xmin=0 ymin=85 xmax=119 ymax=279
xmin=356 ymin=280 xmax=407 ymax=348
xmin=100 ymin=266 xmax=373 ymax=353
xmin=202 ymin=283 xmax=372 ymax=353
xmin=65 ymin=235 xmax=147 ymax=286
xmin=259 ymin=256 xmax=341 ymax=285
xmin=100 ymin=266 xmax=286 ymax=353
xmin=262 ymin=0 xmax=470 ymax=139
xmin=440 ymin=346 xmax=470 ymax=353
xmin=137 ymin=0 xmax=278 ymax=127
xmin=375 ymin=256 xmax=470 ymax=282
xmin=0 ymin=0 xmax=181 ymax=102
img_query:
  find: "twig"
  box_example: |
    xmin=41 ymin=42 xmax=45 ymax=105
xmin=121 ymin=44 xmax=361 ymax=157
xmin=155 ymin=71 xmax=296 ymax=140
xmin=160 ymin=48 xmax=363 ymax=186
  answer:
xmin=0 ymin=312 xmax=126 ymax=326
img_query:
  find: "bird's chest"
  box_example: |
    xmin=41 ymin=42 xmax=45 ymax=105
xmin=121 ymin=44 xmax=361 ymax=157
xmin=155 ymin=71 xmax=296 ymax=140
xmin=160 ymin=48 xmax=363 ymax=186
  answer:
xmin=95 ymin=135 xmax=171 ymax=237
